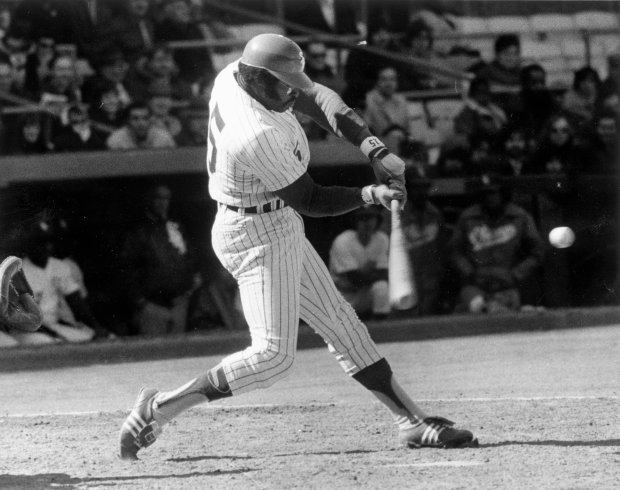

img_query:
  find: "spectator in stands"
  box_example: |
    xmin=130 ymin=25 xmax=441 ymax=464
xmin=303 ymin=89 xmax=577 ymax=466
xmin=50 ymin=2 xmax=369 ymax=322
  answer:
xmin=18 ymin=218 xmax=109 ymax=344
xmin=342 ymin=20 xmax=398 ymax=108
xmin=364 ymin=66 xmax=409 ymax=155
xmin=493 ymin=124 xmax=531 ymax=176
xmin=147 ymin=78 xmax=182 ymax=141
xmin=329 ymin=205 xmax=390 ymax=320
xmin=11 ymin=113 xmax=48 ymax=154
xmin=95 ymin=0 xmax=155 ymax=64
xmin=176 ymin=97 xmax=208 ymax=147
xmin=454 ymin=76 xmax=507 ymax=139
xmin=0 ymin=7 xmax=10 ymax=41
xmin=38 ymin=54 xmax=82 ymax=105
xmin=10 ymin=0 xmax=95 ymax=57
xmin=474 ymin=34 xmax=521 ymax=90
xmin=529 ymin=114 xmax=583 ymax=175
xmin=155 ymin=0 xmax=216 ymax=88
xmin=24 ymin=37 xmax=56 ymax=96
xmin=0 ymin=57 xmax=25 ymax=97
xmin=87 ymin=78 xmax=125 ymax=128
xmin=107 ymin=101 xmax=176 ymax=150
xmin=0 ymin=24 xmax=31 ymax=90
xmin=121 ymin=184 xmax=200 ymax=336
xmin=450 ymin=174 xmax=544 ymax=314
xmin=82 ymin=50 xmax=133 ymax=111
xmin=303 ymin=41 xmax=344 ymax=93
xmin=125 ymin=44 xmax=193 ymax=101
xmin=398 ymin=18 xmax=450 ymax=91
xmin=401 ymin=172 xmax=446 ymax=315
xmin=53 ymin=103 xmax=106 ymax=152
xmin=580 ymin=109 xmax=618 ymax=174
xmin=562 ymin=66 xmax=601 ymax=127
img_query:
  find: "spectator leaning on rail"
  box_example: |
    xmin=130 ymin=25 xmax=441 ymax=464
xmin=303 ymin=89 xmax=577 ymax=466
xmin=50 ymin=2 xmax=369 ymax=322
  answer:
xmin=329 ymin=205 xmax=390 ymax=321
xmin=364 ymin=66 xmax=410 ymax=156
xmin=450 ymin=174 xmax=544 ymax=314
xmin=120 ymin=184 xmax=201 ymax=336
xmin=106 ymin=100 xmax=176 ymax=150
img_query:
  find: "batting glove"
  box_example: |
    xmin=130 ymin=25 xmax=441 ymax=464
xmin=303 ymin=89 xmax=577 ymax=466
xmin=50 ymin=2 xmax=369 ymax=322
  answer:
xmin=362 ymin=184 xmax=405 ymax=211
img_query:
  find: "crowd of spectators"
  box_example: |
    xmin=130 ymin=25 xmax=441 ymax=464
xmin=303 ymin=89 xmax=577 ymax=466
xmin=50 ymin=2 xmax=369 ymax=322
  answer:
xmin=0 ymin=1 xmax=618 ymax=345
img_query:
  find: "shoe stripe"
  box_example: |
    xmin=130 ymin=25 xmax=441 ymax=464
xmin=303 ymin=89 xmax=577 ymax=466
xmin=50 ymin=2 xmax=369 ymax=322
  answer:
xmin=122 ymin=420 xmax=139 ymax=437
xmin=125 ymin=415 xmax=144 ymax=433
xmin=421 ymin=425 xmax=434 ymax=444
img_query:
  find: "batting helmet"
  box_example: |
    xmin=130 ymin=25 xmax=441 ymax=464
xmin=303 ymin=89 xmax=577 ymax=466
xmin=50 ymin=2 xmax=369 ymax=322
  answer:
xmin=241 ymin=33 xmax=313 ymax=90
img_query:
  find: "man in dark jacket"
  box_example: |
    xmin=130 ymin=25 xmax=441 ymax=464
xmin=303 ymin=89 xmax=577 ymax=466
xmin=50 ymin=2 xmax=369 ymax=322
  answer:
xmin=450 ymin=174 xmax=544 ymax=313
xmin=121 ymin=184 xmax=199 ymax=336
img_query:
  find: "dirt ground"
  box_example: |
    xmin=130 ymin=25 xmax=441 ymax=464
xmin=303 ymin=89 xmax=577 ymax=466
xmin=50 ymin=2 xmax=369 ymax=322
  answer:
xmin=0 ymin=326 xmax=618 ymax=489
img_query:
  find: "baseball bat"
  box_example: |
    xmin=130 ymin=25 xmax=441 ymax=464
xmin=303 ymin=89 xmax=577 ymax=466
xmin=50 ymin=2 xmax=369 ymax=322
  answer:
xmin=388 ymin=199 xmax=418 ymax=310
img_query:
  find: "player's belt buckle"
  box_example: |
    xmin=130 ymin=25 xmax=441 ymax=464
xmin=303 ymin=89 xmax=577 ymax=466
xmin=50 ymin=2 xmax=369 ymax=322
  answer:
xmin=221 ymin=200 xmax=286 ymax=214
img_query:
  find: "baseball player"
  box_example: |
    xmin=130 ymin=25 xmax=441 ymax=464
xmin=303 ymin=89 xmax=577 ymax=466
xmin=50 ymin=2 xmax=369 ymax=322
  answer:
xmin=119 ymin=33 xmax=476 ymax=459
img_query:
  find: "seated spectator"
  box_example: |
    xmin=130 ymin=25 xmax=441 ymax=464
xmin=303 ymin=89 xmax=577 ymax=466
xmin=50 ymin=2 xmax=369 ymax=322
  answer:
xmin=95 ymin=0 xmax=155 ymax=65
xmin=176 ymin=97 xmax=208 ymax=147
xmin=507 ymin=64 xmax=559 ymax=148
xmin=492 ymin=124 xmax=531 ymax=176
xmin=120 ymin=184 xmax=200 ymax=336
xmin=38 ymin=54 xmax=82 ymax=119
xmin=450 ymin=174 xmax=544 ymax=314
xmin=364 ymin=66 xmax=409 ymax=155
xmin=580 ymin=109 xmax=618 ymax=174
xmin=401 ymin=172 xmax=447 ymax=315
xmin=125 ymin=44 xmax=193 ymax=101
xmin=454 ymin=76 xmax=507 ymax=139
xmin=398 ymin=18 xmax=451 ymax=91
xmin=303 ymin=41 xmax=344 ymax=94
xmin=11 ymin=113 xmax=48 ymax=154
xmin=329 ymin=205 xmax=390 ymax=320
xmin=17 ymin=219 xmax=109 ymax=344
xmin=474 ymin=34 xmax=521 ymax=91
xmin=53 ymin=103 xmax=106 ymax=152
xmin=0 ymin=24 xmax=31 ymax=90
xmin=23 ymin=37 xmax=56 ymax=96
xmin=147 ymin=79 xmax=182 ymax=140
xmin=155 ymin=0 xmax=216 ymax=87
xmin=342 ymin=20 xmax=398 ymax=108
xmin=529 ymin=114 xmax=583 ymax=175
xmin=87 ymin=78 xmax=125 ymax=128
xmin=562 ymin=67 xmax=601 ymax=128
xmin=107 ymin=101 xmax=176 ymax=150
xmin=82 ymin=49 xmax=133 ymax=111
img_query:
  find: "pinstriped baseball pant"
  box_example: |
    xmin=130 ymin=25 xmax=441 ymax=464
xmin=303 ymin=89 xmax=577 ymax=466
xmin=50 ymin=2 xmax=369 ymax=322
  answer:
xmin=212 ymin=206 xmax=382 ymax=395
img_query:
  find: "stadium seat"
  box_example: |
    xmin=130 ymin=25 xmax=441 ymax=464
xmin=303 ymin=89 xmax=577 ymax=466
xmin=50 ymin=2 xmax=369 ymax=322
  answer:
xmin=521 ymin=39 xmax=563 ymax=62
xmin=530 ymin=14 xmax=575 ymax=33
xmin=426 ymin=99 xmax=463 ymax=139
xmin=454 ymin=16 xmax=489 ymax=34
xmin=487 ymin=16 xmax=532 ymax=34
xmin=561 ymin=35 xmax=586 ymax=58
xmin=573 ymin=11 xmax=619 ymax=30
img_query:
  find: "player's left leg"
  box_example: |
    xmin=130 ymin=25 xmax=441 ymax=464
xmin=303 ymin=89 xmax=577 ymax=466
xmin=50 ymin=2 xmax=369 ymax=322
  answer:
xmin=299 ymin=239 xmax=477 ymax=448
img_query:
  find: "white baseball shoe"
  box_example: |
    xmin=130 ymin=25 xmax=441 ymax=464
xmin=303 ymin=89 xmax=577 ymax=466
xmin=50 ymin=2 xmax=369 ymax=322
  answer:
xmin=119 ymin=387 xmax=162 ymax=460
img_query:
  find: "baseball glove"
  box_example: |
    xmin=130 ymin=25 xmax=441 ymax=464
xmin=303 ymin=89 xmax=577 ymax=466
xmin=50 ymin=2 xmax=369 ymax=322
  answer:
xmin=0 ymin=256 xmax=42 ymax=332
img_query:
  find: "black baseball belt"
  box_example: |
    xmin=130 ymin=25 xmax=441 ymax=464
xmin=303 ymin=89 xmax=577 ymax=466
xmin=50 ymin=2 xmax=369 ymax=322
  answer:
xmin=219 ymin=199 xmax=287 ymax=214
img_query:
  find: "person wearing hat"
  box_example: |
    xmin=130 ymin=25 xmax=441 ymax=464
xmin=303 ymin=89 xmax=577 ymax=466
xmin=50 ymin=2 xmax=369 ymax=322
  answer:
xmin=329 ymin=205 xmax=390 ymax=320
xmin=449 ymin=174 xmax=544 ymax=314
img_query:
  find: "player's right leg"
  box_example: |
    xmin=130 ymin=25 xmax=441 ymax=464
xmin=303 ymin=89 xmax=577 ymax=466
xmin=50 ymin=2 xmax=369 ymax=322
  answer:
xmin=299 ymin=239 xmax=477 ymax=449
xmin=120 ymin=208 xmax=305 ymax=459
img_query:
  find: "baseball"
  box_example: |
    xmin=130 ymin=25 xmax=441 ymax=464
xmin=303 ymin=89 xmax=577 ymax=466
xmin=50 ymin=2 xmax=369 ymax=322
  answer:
xmin=548 ymin=226 xmax=575 ymax=248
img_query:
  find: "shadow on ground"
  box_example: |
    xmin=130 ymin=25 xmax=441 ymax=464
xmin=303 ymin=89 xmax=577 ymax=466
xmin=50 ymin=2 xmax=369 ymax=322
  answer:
xmin=0 ymin=469 xmax=257 ymax=489
xmin=480 ymin=439 xmax=620 ymax=448
xmin=168 ymin=448 xmax=380 ymax=464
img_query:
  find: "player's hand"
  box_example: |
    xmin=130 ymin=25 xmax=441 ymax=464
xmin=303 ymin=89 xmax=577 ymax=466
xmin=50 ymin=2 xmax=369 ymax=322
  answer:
xmin=388 ymin=179 xmax=407 ymax=211
xmin=371 ymin=153 xmax=405 ymax=186
xmin=373 ymin=184 xmax=405 ymax=211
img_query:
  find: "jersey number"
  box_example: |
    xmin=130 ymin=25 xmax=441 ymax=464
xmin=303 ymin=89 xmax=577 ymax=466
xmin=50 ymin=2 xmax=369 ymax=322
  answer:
xmin=207 ymin=104 xmax=225 ymax=174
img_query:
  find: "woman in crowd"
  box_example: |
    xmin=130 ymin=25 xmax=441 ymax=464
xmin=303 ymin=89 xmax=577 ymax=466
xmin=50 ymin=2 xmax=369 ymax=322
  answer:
xmin=529 ymin=114 xmax=583 ymax=175
xmin=562 ymin=67 xmax=601 ymax=127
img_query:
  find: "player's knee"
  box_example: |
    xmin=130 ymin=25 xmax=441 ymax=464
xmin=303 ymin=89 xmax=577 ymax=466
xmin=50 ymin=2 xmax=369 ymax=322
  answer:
xmin=257 ymin=350 xmax=295 ymax=388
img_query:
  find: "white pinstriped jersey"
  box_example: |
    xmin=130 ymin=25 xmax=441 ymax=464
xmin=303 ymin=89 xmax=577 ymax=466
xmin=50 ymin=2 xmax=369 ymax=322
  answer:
xmin=207 ymin=60 xmax=310 ymax=208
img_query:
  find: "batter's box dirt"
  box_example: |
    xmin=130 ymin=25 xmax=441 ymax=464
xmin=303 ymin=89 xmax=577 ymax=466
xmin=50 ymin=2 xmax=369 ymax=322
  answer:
xmin=0 ymin=399 xmax=618 ymax=489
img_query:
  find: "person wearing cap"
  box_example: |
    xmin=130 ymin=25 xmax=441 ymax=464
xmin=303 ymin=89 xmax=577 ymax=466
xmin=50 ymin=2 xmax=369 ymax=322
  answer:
xmin=119 ymin=33 xmax=476 ymax=460
xmin=329 ymin=205 xmax=390 ymax=320
xmin=450 ymin=174 xmax=544 ymax=314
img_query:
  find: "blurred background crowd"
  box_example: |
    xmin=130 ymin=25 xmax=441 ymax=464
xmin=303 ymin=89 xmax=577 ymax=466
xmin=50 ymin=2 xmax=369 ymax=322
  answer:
xmin=0 ymin=0 xmax=618 ymax=347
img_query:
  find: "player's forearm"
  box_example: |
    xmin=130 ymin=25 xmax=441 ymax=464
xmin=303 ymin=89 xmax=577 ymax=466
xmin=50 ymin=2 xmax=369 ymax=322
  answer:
xmin=297 ymin=184 xmax=364 ymax=217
